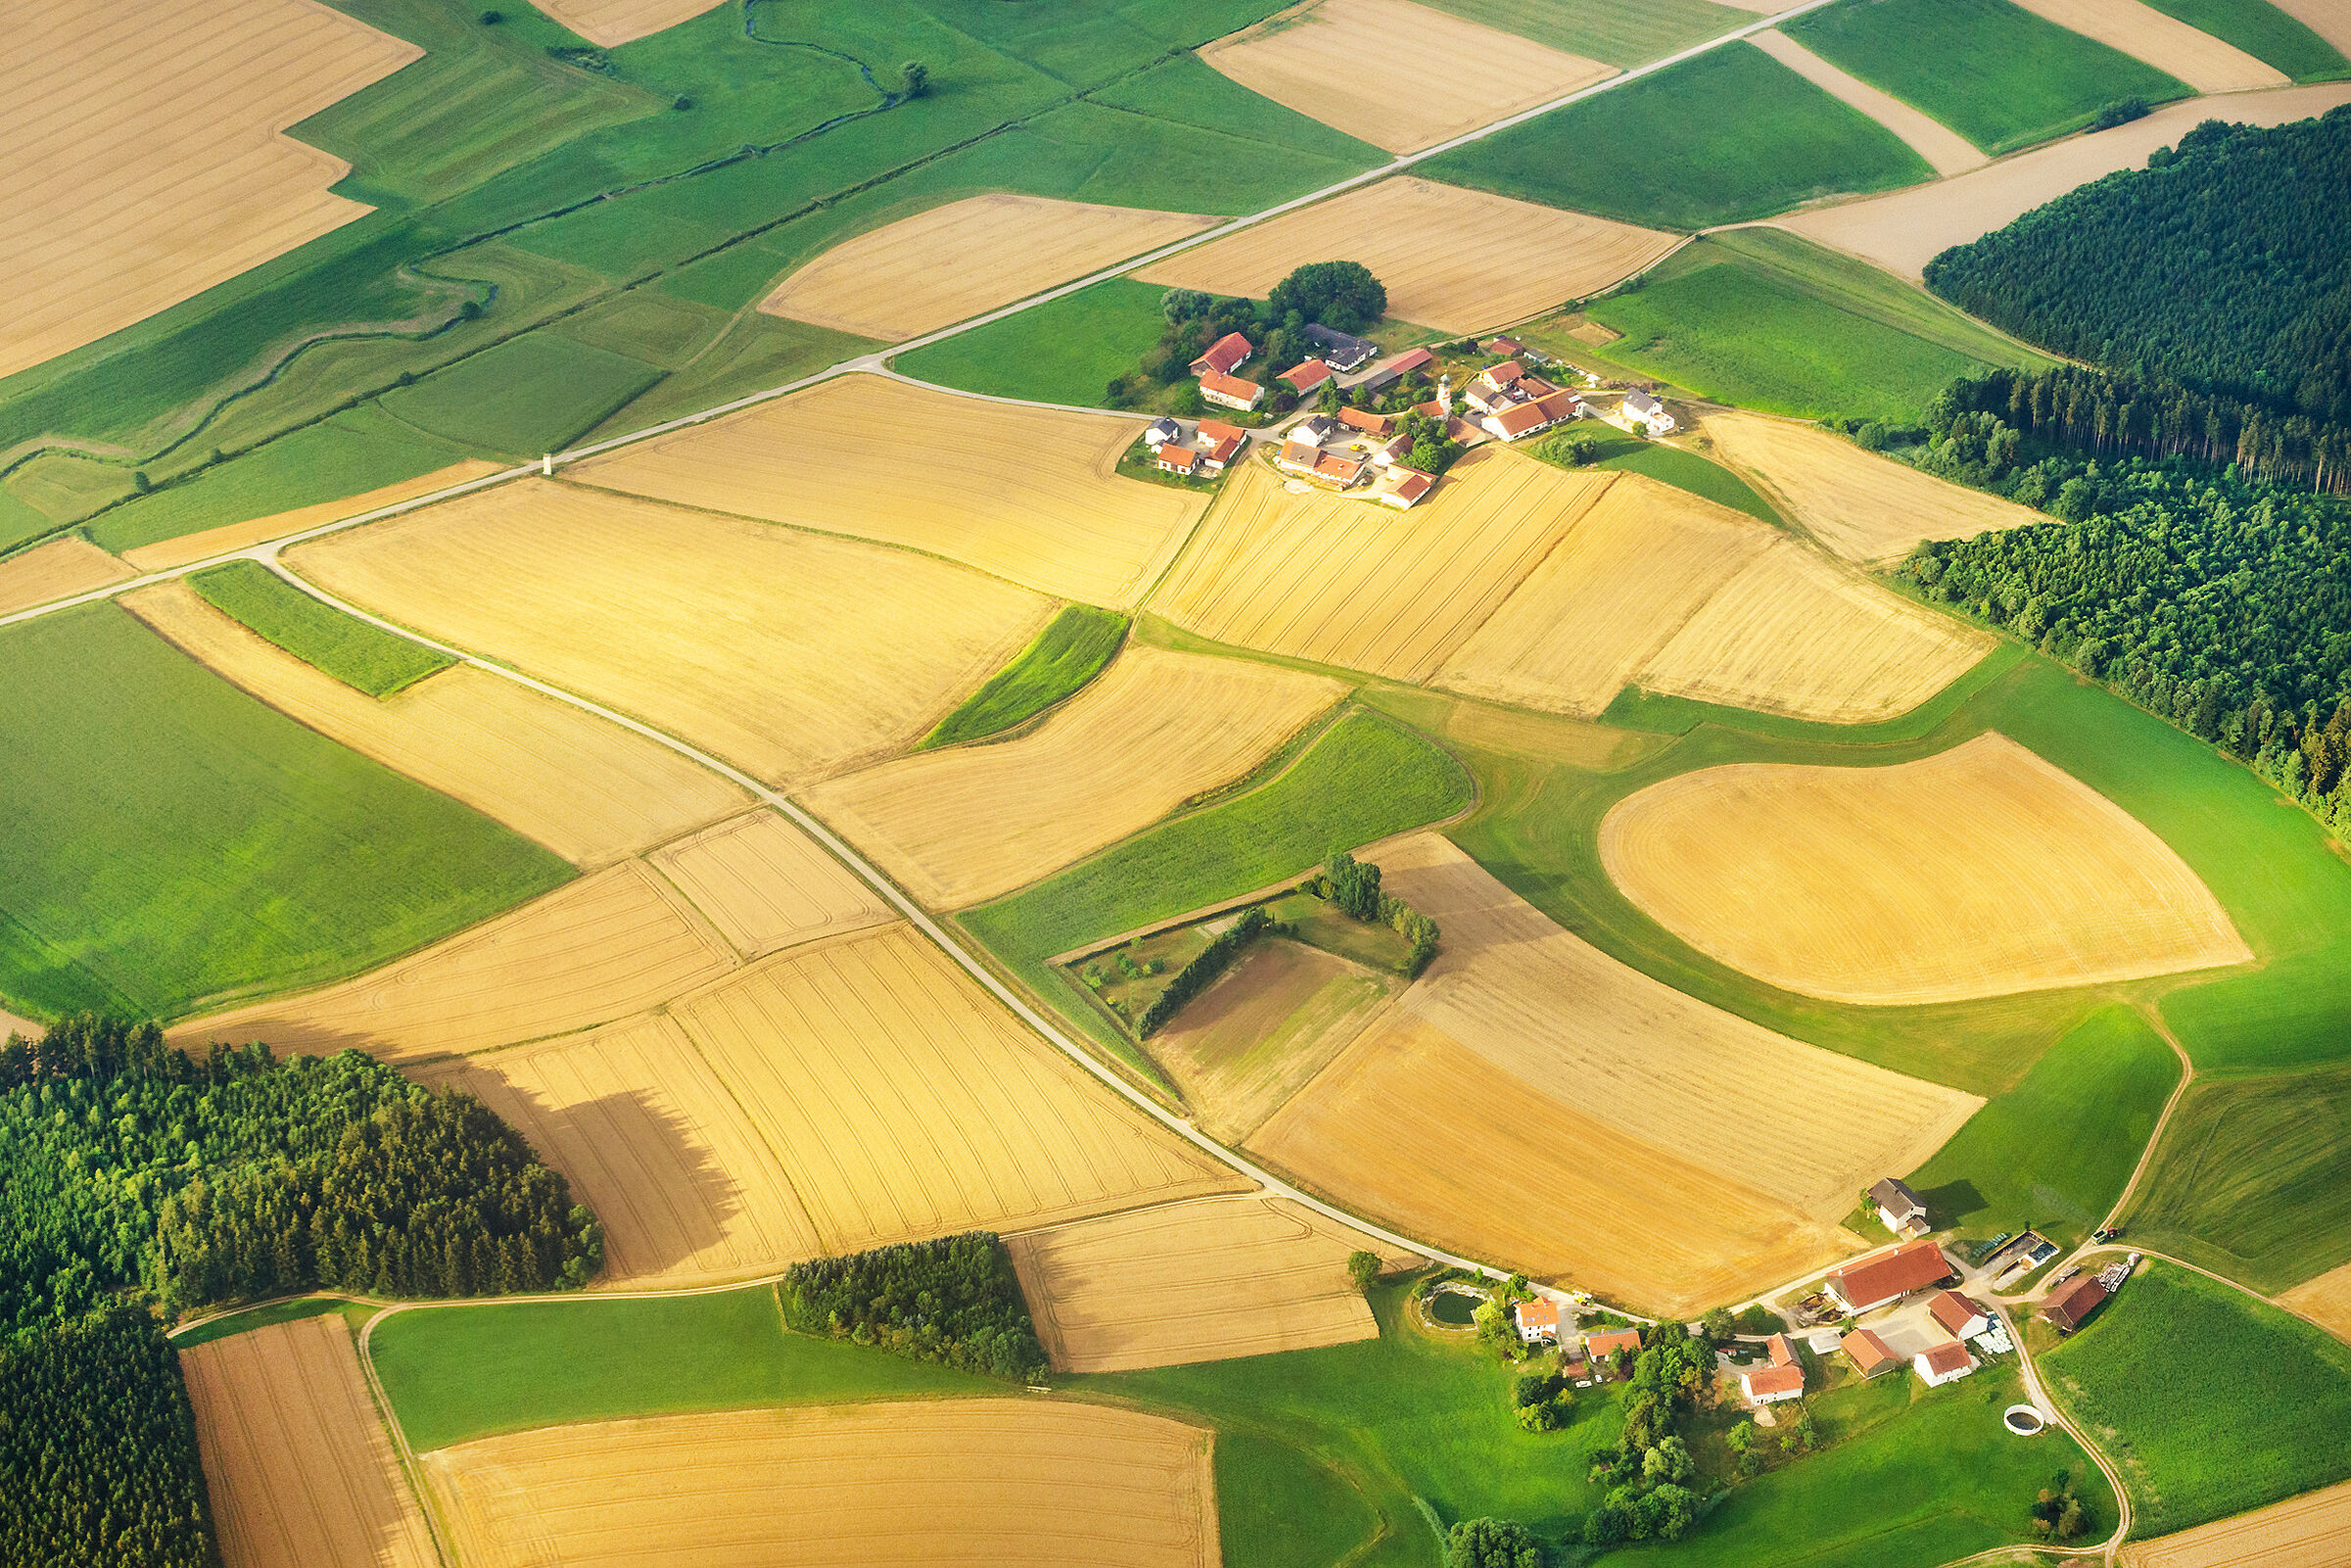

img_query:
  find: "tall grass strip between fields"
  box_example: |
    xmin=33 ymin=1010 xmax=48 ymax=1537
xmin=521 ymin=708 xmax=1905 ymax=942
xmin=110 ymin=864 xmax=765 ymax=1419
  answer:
xmin=190 ymin=561 xmax=455 ymax=697
xmin=922 ymin=606 xmax=1128 ymax=748
xmin=2136 ymin=0 xmax=2351 ymax=78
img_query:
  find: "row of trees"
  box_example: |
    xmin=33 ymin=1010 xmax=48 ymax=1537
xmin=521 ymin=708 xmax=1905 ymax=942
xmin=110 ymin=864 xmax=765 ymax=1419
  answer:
xmin=1580 ymin=1323 xmax=1714 ymax=1545
xmin=780 ymin=1231 xmax=1047 ymax=1382
xmin=1135 ymin=909 xmax=1271 ymax=1037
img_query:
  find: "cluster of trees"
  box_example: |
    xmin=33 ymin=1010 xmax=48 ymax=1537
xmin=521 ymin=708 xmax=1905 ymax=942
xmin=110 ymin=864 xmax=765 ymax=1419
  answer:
xmin=1723 ymin=1402 xmax=1816 ymax=1478
xmin=1446 ymin=1517 xmax=1545 ymax=1568
xmin=780 ymin=1231 xmax=1047 ymax=1382
xmin=1511 ymin=1368 xmax=1574 ymax=1432
xmin=1317 ymin=852 xmax=1441 ymax=976
xmin=2030 ymin=1469 xmax=2096 ymax=1542
xmin=1580 ymin=1323 xmax=1717 ymax=1545
xmin=1927 ymin=111 xmax=2351 ymax=428
xmin=1395 ymin=408 xmax=1465 ymax=474
xmin=1106 ymin=265 xmax=1400 ymax=414
xmin=1135 ymin=909 xmax=1271 ymax=1037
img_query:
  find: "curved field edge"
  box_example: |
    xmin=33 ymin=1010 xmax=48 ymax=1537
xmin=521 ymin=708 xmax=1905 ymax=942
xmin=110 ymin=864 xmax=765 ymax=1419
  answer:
xmin=189 ymin=559 xmax=455 ymax=696
xmin=921 ymin=605 xmax=1130 ymax=749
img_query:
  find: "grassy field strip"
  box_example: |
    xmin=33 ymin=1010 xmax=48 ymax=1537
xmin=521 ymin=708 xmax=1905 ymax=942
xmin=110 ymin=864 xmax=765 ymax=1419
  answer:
xmin=2005 ymin=0 xmax=2289 ymax=91
xmin=1748 ymin=28 xmax=1988 ymax=174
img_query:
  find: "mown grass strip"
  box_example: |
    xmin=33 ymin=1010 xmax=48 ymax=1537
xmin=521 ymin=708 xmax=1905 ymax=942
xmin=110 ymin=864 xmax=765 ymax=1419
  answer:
xmin=922 ymin=605 xmax=1129 ymax=749
xmin=190 ymin=560 xmax=454 ymax=697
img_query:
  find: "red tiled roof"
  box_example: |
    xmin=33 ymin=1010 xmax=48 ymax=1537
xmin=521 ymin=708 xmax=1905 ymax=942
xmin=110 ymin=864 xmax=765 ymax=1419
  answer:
xmin=1156 ymin=448 xmax=1200 ymax=471
xmin=1929 ymin=1291 xmax=1985 ymax=1335
xmin=1492 ymin=401 xmax=1554 ymax=437
xmin=1199 ymin=369 xmax=1263 ymax=404
xmin=1533 ymin=390 xmax=1582 ymax=421
xmin=1828 ymin=1238 xmax=1953 ymax=1308
xmin=1386 ymin=348 xmax=1434 ymax=375
xmin=1488 ymin=336 xmax=1526 ymax=356
xmin=1195 ymin=331 xmax=1252 ymax=375
xmin=1842 ymin=1328 xmax=1896 ymax=1374
xmin=1412 ymin=399 xmax=1445 ymax=418
xmin=1584 ymin=1328 xmax=1643 ymax=1358
xmin=1197 ymin=419 xmax=1246 ymax=442
xmin=1280 ymin=358 xmax=1333 ymax=391
xmin=2040 ymin=1275 xmax=2108 ymax=1331
xmin=1204 ymin=434 xmax=1244 ymax=463
xmin=1485 ymin=359 xmax=1523 ymax=387
xmin=1917 ymin=1341 xmax=1973 ymax=1376
xmin=1515 ymin=1299 xmax=1559 ymax=1330
xmin=1313 ymin=451 xmax=1363 ymax=482
xmin=1391 ymin=469 xmax=1434 ymax=500
xmin=1743 ymin=1362 xmax=1804 ymax=1397
xmin=1764 ymin=1333 xmax=1799 ymax=1367
xmin=1337 ymin=405 xmax=1392 ymax=434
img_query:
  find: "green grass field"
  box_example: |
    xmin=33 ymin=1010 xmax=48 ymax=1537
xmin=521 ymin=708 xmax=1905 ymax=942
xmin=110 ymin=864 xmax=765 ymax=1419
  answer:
xmin=2138 ymin=0 xmax=2351 ymax=78
xmin=1785 ymin=0 xmax=2192 ymax=156
xmin=896 ymin=279 xmax=1172 ymax=408
xmin=922 ymin=605 xmax=1128 ymax=748
xmin=171 ymin=1297 xmax=380 ymax=1351
xmin=1420 ymin=43 xmax=1933 ymax=231
xmin=2121 ymin=1062 xmax=2351 ymax=1292
xmin=369 ymin=1287 xmax=997 ymax=1452
xmin=1532 ymin=427 xmax=1780 ymax=522
xmin=1416 ymin=0 xmax=1751 ymax=65
xmin=0 ymin=604 xmax=570 ymax=1021
xmin=2042 ymin=1263 xmax=2351 ymax=1535
xmin=378 ymin=332 xmax=661 ymax=458
xmin=189 ymin=561 xmax=454 ymax=697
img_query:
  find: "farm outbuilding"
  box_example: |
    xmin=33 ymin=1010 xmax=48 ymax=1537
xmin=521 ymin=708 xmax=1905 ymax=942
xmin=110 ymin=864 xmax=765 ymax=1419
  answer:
xmin=1868 ymin=1177 xmax=1930 ymax=1237
xmin=1825 ymin=1238 xmax=1955 ymax=1313
xmin=1913 ymin=1341 xmax=1976 ymax=1388
xmin=2040 ymin=1274 xmax=2110 ymax=1334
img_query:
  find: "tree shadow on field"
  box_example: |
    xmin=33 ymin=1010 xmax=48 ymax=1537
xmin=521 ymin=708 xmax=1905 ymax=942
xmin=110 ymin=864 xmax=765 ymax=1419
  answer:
xmin=1917 ymin=1179 xmax=1987 ymax=1229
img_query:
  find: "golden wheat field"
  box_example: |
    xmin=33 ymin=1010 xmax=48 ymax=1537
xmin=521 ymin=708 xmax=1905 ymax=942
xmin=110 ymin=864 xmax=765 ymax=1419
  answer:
xmin=125 ymin=581 xmax=749 ymax=867
xmin=120 ymin=461 xmax=504 ymax=574
xmin=1134 ymin=177 xmax=1679 ymax=335
xmin=1601 ymin=733 xmax=2250 ymax=1004
xmin=531 ymin=0 xmax=723 ymax=47
xmin=2280 ymin=1260 xmax=2351 ymax=1345
xmin=423 ymin=1402 xmax=1219 ymax=1568
xmin=671 ymin=925 xmax=1246 ymax=1253
xmin=0 ymin=0 xmax=421 ymax=379
xmin=180 ymin=1316 xmax=438 ymax=1568
xmin=2121 ymin=1478 xmax=2351 ymax=1568
xmin=1200 ymin=0 xmax=1610 ymax=153
xmin=287 ymin=480 xmax=1052 ymax=785
xmin=415 ymin=1014 xmax=824 ymax=1289
xmin=175 ymin=862 xmax=739 ymax=1063
xmin=761 ymin=195 xmax=1218 ymax=340
xmin=0 ymin=536 xmax=132 ymax=616
xmin=2008 ymin=0 xmax=2285 ymax=90
xmin=1702 ymin=410 xmax=2039 ymax=561
xmin=1152 ymin=450 xmax=1612 ymax=681
xmin=804 ymin=645 xmax=1345 ymax=908
xmin=648 ymin=810 xmax=894 ymax=958
xmin=1748 ymin=30 xmax=1986 ymax=175
xmin=1009 ymin=1195 xmax=1412 ymax=1372
xmin=1145 ymin=938 xmax=1393 ymax=1143
xmin=574 ymin=374 xmax=1202 ymax=606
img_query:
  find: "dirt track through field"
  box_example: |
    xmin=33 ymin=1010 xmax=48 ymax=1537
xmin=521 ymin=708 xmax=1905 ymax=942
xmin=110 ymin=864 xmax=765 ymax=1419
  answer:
xmin=1134 ymin=177 xmax=1679 ymax=335
xmin=423 ymin=1402 xmax=1219 ymax=1568
xmin=288 ymin=479 xmax=1052 ymax=785
xmin=120 ymin=461 xmax=504 ymax=573
xmin=0 ymin=0 xmax=421 ymax=379
xmin=804 ymin=645 xmax=1346 ymax=907
xmin=1602 ymin=732 xmax=2250 ymax=1003
xmin=181 ymin=1315 xmax=437 ymax=1568
xmin=648 ymin=810 xmax=895 ymax=957
xmin=0 ymin=537 xmax=132 ymax=617
xmin=532 ymin=0 xmax=723 ymax=47
xmin=573 ymin=373 xmax=1202 ymax=606
xmin=1200 ymin=0 xmax=1613 ymax=153
xmin=125 ymin=580 xmax=749 ymax=867
xmin=2119 ymin=1477 xmax=2351 ymax=1567
xmin=1010 ymin=1195 xmax=1413 ymax=1371
xmin=1147 ymin=938 xmax=1394 ymax=1143
xmin=1750 ymin=30 xmax=1987 ymax=175
xmin=2277 ymin=1259 xmax=2351 ymax=1346
xmin=2007 ymin=0 xmax=2286 ymax=91
xmin=761 ymin=195 xmax=1219 ymax=340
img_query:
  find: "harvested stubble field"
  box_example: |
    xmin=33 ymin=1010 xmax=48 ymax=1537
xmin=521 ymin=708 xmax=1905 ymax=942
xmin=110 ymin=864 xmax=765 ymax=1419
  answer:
xmin=1602 ymin=733 xmax=2250 ymax=1005
xmin=761 ymin=195 xmax=1219 ymax=341
xmin=2006 ymin=0 xmax=2286 ymax=90
xmin=2281 ymin=1261 xmax=2351 ymax=1344
xmin=288 ymin=480 xmax=1052 ymax=785
xmin=423 ymin=1402 xmax=1219 ymax=1568
xmin=1702 ymin=409 xmax=2041 ymax=560
xmin=180 ymin=1315 xmax=437 ymax=1568
xmin=1009 ymin=1195 xmax=1413 ymax=1372
xmin=1151 ymin=450 xmax=1613 ymax=682
xmin=415 ymin=1013 xmax=823 ymax=1290
xmin=0 ymin=536 xmax=130 ymax=617
xmin=124 ymin=582 xmax=747 ymax=868
xmin=532 ymin=0 xmax=725 ymax=48
xmin=671 ymin=924 xmax=1247 ymax=1253
xmin=118 ymin=461 xmax=504 ymax=574
xmin=0 ymin=0 xmax=421 ymax=379
xmin=804 ymin=645 xmax=1346 ymax=908
xmin=175 ymin=862 xmax=739 ymax=1063
xmin=1133 ymin=177 xmax=1679 ymax=336
xmin=575 ymin=374 xmax=1202 ymax=607
xmin=2121 ymin=1478 xmax=2351 ymax=1568
xmin=1749 ymin=29 xmax=1989 ymax=175
xmin=1199 ymin=0 xmax=1614 ymax=153
xmin=648 ymin=810 xmax=894 ymax=959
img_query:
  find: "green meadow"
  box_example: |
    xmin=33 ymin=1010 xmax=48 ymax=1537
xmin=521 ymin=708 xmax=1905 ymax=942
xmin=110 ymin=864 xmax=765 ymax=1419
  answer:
xmin=1532 ymin=426 xmax=1781 ymax=523
xmin=190 ymin=561 xmax=454 ymax=696
xmin=1417 ymin=0 xmax=1751 ymax=65
xmin=896 ymin=279 xmax=1174 ymax=409
xmin=378 ymin=333 xmax=662 ymax=459
xmin=2138 ymin=0 xmax=2351 ymax=78
xmin=923 ymin=605 xmax=1129 ymax=748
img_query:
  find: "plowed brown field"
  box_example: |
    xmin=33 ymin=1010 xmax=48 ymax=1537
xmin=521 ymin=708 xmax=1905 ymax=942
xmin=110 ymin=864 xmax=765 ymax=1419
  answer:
xmin=0 ymin=536 xmax=131 ymax=616
xmin=1009 ymin=1195 xmax=1412 ymax=1371
xmin=533 ymin=0 xmax=723 ymax=47
xmin=1702 ymin=410 xmax=2039 ymax=561
xmin=804 ymin=645 xmax=1345 ymax=907
xmin=1145 ymin=938 xmax=1392 ymax=1142
xmin=2270 ymin=0 xmax=2351 ymax=54
xmin=287 ymin=480 xmax=1052 ymax=784
xmin=181 ymin=1315 xmax=437 ymax=1568
xmin=1151 ymin=449 xmax=1612 ymax=681
xmin=760 ymin=195 xmax=1218 ymax=340
xmin=120 ymin=461 xmax=504 ymax=573
xmin=1134 ymin=178 xmax=1679 ymax=335
xmin=2280 ymin=1260 xmax=2351 ymax=1345
xmin=2008 ymin=0 xmax=2285 ymax=90
xmin=648 ymin=810 xmax=894 ymax=957
xmin=1601 ymin=733 xmax=2250 ymax=1003
xmin=125 ymin=580 xmax=748 ymax=866
xmin=672 ymin=925 xmax=1246 ymax=1252
xmin=423 ymin=1402 xmax=1218 ymax=1568
xmin=1200 ymin=0 xmax=1611 ymax=153
xmin=414 ymin=1014 xmax=823 ymax=1288
xmin=1 ymin=0 xmax=420 ymax=378
xmin=573 ymin=374 xmax=1202 ymax=606
xmin=175 ymin=862 xmax=739 ymax=1062
xmin=2121 ymin=1478 xmax=2351 ymax=1568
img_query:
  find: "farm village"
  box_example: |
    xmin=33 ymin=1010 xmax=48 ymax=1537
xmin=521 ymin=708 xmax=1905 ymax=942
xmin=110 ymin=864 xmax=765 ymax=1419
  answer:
xmin=6 ymin=0 xmax=2351 ymax=1565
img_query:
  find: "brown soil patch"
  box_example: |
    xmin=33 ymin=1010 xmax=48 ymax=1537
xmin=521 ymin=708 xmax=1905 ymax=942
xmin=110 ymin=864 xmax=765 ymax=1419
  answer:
xmin=2275 ymin=1259 xmax=2351 ymax=1345
xmin=1009 ymin=1195 xmax=1413 ymax=1372
xmin=1702 ymin=409 xmax=2039 ymax=561
xmin=124 ymin=580 xmax=748 ymax=867
xmin=120 ymin=461 xmax=504 ymax=574
xmin=1778 ymin=84 xmax=2351 ymax=277
xmin=2269 ymin=0 xmax=2351 ymax=54
xmin=1146 ymin=938 xmax=1393 ymax=1143
xmin=1136 ymin=177 xmax=1678 ymax=336
xmin=573 ymin=373 xmax=1203 ymax=606
xmin=803 ymin=645 xmax=1346 ymax=908
xmin=287 ymin=479 xmax=1052 ymax=785
xmin=1151 ymin=448 xmax=1613 ymax=681
xmin=671 ymin=924 xmax=1247 ymax=1253
xmin=1750 ymin=30 xmax=1987 ymax=176
xmin=2121 ymin=1477 xmax=2351 ymax=1568
xmin=0 ymin=536 xmax=132 ymax=616
xmin=181 ymin=1315 xmax=437 ymax=1568
xmin=2008 ymin=0 xmax=2285 ymax=92
xmin=414 ymin=1013 xmax=823 ymax=1289
xmin=0 ymin=0 xmax=421 ymax=379
xmin=532 ymin=0 xmax=723 ymax=47
xmin=1602 ymin=733 xmax=2250 ymax=1004
xmin=175 ymin=862 xmax=739 ymax=1063
xmin=1565 ymin=319 xmax=1624 ymax=346
xmin=648 ymin=810 xmax=894 ymax=958
xmin=760 ymin=195 xmax=1218 ymax=340
xmin=1200 ymin=0 xmax=1612 ymax=153
xmin=423 ymin=1402 xmax=1218 ymax=1568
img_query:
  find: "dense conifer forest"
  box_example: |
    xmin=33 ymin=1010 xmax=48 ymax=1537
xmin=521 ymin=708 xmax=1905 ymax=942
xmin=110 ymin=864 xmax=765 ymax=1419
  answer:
xmin=781 ymin=1232 xmax=1048 ymax=1382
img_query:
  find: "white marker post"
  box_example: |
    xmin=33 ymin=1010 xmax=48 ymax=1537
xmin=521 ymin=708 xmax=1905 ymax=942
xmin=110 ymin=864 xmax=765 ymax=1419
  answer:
xmin=542 ymin=452 xmax=552 ymax=476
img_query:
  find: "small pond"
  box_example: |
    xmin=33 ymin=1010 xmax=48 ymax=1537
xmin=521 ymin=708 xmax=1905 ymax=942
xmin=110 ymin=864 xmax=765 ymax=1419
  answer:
xmin=1428 ymin=1289 xmax=1480 ymax=1326
xmin=2003 ymin=1405 xmax=2046 ymax=1436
